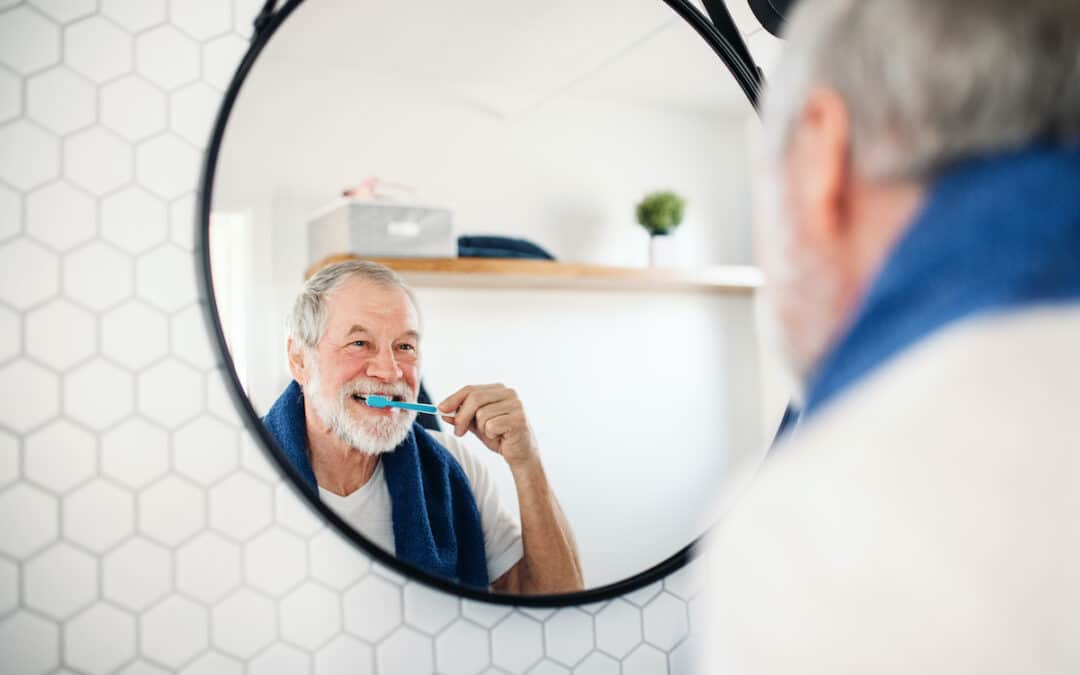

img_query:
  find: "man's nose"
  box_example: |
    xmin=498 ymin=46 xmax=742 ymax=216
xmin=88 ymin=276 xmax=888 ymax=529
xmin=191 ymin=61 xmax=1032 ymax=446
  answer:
xmin=364 ymin=345 xmax=403 ymax=381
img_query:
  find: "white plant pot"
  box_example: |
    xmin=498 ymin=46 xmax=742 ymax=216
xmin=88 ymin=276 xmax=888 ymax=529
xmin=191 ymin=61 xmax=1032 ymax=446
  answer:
xmin=648 ymin=234 xmax=677 ymax=267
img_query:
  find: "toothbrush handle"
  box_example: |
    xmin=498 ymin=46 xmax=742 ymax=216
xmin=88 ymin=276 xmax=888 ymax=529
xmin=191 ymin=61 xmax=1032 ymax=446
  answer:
xmin=390 ymin=401 xmax=441 ymax=415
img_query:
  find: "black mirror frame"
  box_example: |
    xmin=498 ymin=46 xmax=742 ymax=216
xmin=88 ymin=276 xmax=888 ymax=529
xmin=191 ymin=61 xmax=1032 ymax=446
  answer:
xmin=196 ymin=0 xmax=763 ymax=607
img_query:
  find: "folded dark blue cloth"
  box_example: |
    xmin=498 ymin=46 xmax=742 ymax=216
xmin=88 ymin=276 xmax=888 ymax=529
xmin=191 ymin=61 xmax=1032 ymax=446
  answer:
xmin=458 ymin=235 xmax=556 ymax=260
xmin=263 ymin=381 xmax=489 ymax=587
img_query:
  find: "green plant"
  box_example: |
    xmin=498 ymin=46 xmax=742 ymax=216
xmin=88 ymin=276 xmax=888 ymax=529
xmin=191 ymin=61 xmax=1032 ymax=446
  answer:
xmin=636 ymin=191 xmax=686 ymax=236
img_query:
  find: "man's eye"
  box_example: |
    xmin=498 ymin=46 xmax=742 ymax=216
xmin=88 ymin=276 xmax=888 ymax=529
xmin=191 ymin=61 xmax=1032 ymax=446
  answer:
xmin=351 ymin=340 xmax=368 ymax=348
xmin=397 ymin=344 xmax=416 ymax=352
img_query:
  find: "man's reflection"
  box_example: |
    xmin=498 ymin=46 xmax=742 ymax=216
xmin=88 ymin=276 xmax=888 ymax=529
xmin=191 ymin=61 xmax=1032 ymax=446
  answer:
xmin=263 ymin=261 xmax=583 ymax=593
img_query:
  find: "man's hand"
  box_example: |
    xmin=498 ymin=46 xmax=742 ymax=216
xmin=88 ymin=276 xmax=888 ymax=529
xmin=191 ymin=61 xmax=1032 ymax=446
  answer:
xmin=438 ymin=384 xmax=538 ymax=468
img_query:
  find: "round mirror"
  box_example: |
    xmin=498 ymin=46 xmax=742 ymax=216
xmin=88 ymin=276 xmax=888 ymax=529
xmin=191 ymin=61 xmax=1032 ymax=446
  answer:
xmin=201 ymin=0 xmax=770 ymax=603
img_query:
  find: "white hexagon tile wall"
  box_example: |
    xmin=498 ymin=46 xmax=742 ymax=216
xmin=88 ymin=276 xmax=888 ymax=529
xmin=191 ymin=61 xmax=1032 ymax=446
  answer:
xmin=0 ymin=2 xmax=708 ymax=674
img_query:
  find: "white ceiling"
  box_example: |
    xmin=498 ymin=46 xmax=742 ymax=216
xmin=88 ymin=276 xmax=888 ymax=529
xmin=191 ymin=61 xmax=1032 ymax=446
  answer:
xmin=257 ymin=0 xmax=775 ymax=116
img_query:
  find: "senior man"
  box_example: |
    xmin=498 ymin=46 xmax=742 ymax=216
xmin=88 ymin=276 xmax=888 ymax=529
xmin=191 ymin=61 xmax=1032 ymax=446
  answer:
xmin=707 ymin=1 xmax=1080 ymax=673
xmin=264 ymin=261 xmax=583 ymax=593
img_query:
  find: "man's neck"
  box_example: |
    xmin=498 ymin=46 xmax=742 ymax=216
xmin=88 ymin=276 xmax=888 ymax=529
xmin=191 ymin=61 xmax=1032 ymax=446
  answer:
xmin=305 ymin=402 xmax=381 ymax=496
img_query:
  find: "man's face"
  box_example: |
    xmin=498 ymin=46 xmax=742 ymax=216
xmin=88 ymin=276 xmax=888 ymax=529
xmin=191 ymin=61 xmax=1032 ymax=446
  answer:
xmin=300 ymin=277 xmax=421 ymax=454
xmin=753 ymin=135 xmax=845 ymax=387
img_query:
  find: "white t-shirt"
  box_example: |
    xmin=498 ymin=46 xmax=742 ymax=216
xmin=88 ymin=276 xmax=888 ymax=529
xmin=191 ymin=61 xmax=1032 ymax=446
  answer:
xmin=318 ymin=430 xmax=523 ymax=584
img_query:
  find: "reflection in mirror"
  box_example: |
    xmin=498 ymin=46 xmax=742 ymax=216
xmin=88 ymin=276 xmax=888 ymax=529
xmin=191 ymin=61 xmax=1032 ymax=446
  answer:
xmin=211 ymin=0 xmax=776 ymax=595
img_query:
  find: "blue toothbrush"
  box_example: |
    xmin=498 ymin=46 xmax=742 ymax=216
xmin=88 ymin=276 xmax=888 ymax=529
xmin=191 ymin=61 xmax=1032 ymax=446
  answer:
xmin=362 ymin=395 xmax=445 ymax=416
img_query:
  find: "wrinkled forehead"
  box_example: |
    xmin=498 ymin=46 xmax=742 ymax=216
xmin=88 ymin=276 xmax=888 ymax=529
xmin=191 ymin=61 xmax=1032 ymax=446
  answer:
xmin=320 ymin=277 xmax=421 ymax=341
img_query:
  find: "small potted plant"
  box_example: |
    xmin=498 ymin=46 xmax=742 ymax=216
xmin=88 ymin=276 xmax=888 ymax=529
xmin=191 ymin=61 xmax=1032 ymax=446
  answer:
xmin=636 ymin=190 xmax=686 ymax=267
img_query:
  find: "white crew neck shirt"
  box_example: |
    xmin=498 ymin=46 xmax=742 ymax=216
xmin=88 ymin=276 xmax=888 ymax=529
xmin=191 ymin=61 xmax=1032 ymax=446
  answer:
xmin=318 ymin=430 xmax=523 ymax=583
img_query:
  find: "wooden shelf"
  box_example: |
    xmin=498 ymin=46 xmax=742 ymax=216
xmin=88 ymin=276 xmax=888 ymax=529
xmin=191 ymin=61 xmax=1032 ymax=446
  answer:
xmin=306 ymin=254 xmax=762 ymax=294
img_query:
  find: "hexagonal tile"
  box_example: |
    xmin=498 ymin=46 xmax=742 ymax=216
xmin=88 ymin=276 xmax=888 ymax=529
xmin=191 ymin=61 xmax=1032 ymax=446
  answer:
xmin=0 ymin=305 xmax=18 ymax=363
xmin=0 ymin=484 xmax=57 ymax=557
xmin=102 ymin=187 xmax=168 ymax=254
xmin=203 ymin=35 xmax=247 ymax=91
xmin=25 ymin=542 xmax=96 ymax=619
xmin=435 ymin=620 xmax=490 ymax=675
xmin=461 ymin=599 xmax=512 ymax=629
xmin=0 ymin=69 xmax=20 ymax=124
xmin=136 ymin=26 xmax=198 ymax=90
xmin=101 ymin=76 xmax=167 ymax=142
xmin=251 ymin=644 xmax=310 ymax=675
xmin=0 ymin=611 xmax=59 ymax=675
xmin=309 ymin=527 xmax=371 ymax=590
xmin=625 ymin=581 xmax=663 ymax=608
xmin=101 ymin=417 xmax=169 ymax=488
xmin=528 ymin=661 xmax=569 ymax=675
xmin=315 ymin=634 xmax=374 ymax=675
xmin=103 ymin=538 xmax=171 ymax=610
xmin=117 ymin=662 xmax=171 ymax=675
xmin=66 ymin=603 xmax=136 ymax=674
xmin=180 ymin=651 xmax=242 ymax=675
xmin=211 ymin=588 xmax=275 ymax=658
xmin=622 ymin=644 xmax=666 ymax=675
xmin=63 ymin=242 xmax=133 ymax=310
xmin=0 ymin=430 xmax=17 ymax=488
xmin=176 ymin=531 xmax=240 ymax=602
xmin=24 ymin=419 xmax=96 ymax=493
xmin=136 ymin=135 xmax=200 ymax=199
xmin=403 ymin=582 xmax=458 ymax=635
xmin=141 ymin=595 xmax=208 ymax=668
xmin=174 ymin=415 xmax=238 ymax=484
xmin=171 ymin=304 xmax=217 ymax=369
xmin=65 ymin=17 xmax=131 ymax=83
xmin=0 ymin=120 xmax=60 ymax=190
xmin=544 ymin=609 xmax=593 ymax=667
xmin=63 ymin=478 xmax=135 ymax=552
xmin=572 ymin=653 xmax=618 ymax=675
xmin=0 ymin=558 xmax=16 ymax=615
xmin=101 ymin=0 xmax=166 ymax=31
xmin=274 ymin=482 xmax=324 ymax=536
xmin=234 ymin=0 xmax=263 ymax=35
xmin=0 ymin=7 xmax=60 ymax=75
xmin=170 ymin=82 xmax=218 ymax=147
xmin=101 ymin=300 xmax=168 ymax=370
xmin=26 ymin=299 xmax=95 ymax=369
xmin=0 ymin=238 xmax=59 ymax=309
xmin=136 ymin=243 xmax=199 ymax=311
xmin=281 ymin=582 xmax=341 ymax=649
xmin=0 ymin=184 xmax=20 ymax=240
xmin=0 ymin=360 xmax=59 ymax=433
xmin=642 ymin=592 xmax=689 ymax=651
xmin=239 ymin=430 xmax=278 ymax=481
xmin=137 ymin=358 xmax=203 ymax=427
xmin=376 ymin=627 xmax=433 ymax=675
xmin=169 ymin=193 xmax=197 ymax=250
xmin=244 ymin=527 xmax=306 ymax=595
xmin=208 ymin=471 xmax=271 ymax=540
xmin=138 ymin=475 xmax=204 ymax=546
xmin=28 ymin=0 xmax=95 ymax=22
xmin=25 ymin=182 xmax=95 ymax=252
xmin=343 ymin=575 xmax=402 ymax=642
xmin=65 ymin=127 xmax=133 ymax=195
xmin=26 ymin=67 xmax=94 ymax=134
xmin=170 ymin=0 xmax=231 ymax=40
xmin=668 ymin=635 xmax=699 ymax=675
xmin=594 ymin=600 xmax=641 ymax=659
xmin=491 ymin=613 xmax=543 ymax=674
xmin=64 ymin=358 xmax=134 ymax=430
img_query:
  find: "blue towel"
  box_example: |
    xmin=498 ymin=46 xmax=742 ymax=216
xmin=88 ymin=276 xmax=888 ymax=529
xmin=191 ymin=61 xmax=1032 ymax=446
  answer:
xmin=802 ymin=144 xmax=1080 ymax=416
xmin=263 ymin=381 xmax=490 ymax=587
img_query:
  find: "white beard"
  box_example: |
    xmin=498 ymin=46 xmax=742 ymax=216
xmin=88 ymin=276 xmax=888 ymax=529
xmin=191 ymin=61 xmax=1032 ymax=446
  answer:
xmin=304 ymin=357 xmax=417 ymax=455
xmin=754 ymin=160 xmax=842 ymax=391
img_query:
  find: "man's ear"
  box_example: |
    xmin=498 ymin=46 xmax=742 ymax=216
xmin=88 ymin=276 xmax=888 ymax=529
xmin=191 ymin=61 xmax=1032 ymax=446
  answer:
xmin=789 ymin=86 xmax=853 ymax=245
xmin=287 ymin=338 xmax=309 ymax=386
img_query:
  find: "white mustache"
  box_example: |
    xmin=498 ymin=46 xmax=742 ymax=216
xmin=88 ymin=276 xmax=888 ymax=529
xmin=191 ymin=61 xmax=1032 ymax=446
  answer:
xmin=339 ymin=379 xmax=413 ymax=401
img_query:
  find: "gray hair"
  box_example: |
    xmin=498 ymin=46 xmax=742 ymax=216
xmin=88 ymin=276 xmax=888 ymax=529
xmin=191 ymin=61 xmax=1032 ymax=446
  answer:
xmin=762 ymin=0 xmax=1080 ymax=180
xmin=287 ymin=260 xmax=420 ymax=349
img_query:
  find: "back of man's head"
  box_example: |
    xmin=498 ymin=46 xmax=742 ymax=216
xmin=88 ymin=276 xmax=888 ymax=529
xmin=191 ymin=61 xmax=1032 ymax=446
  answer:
xmin=763 ymin=0 xmax=1080 ymax=181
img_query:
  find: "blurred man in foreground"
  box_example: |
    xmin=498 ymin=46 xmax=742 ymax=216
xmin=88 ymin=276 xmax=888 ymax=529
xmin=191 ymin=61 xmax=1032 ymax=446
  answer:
xmin=706 ymin=1 xmax=1080 ymax=672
